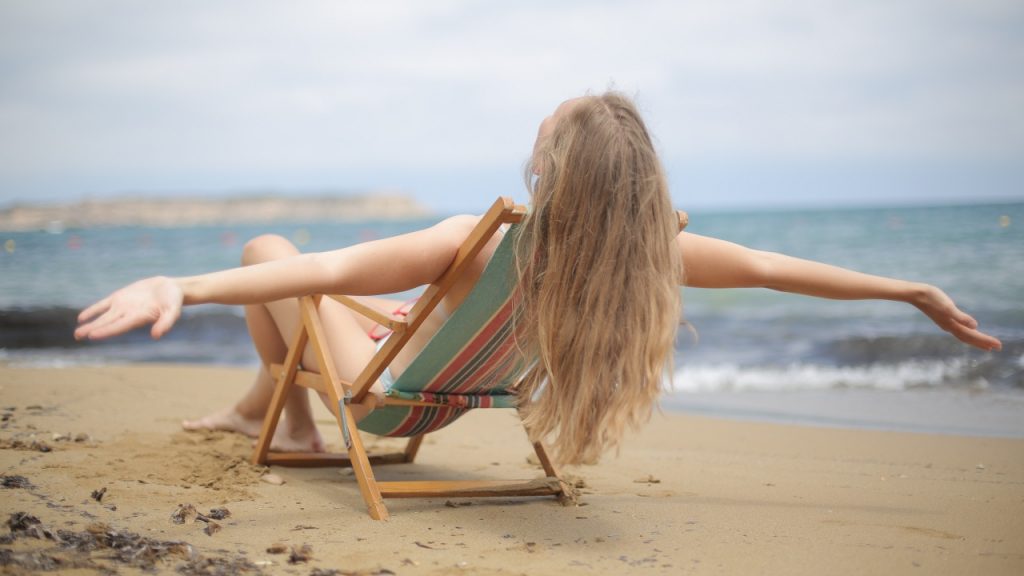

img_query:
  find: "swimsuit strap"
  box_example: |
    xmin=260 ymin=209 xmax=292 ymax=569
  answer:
xmin=368 ymin=298 xmax=419 ymax=341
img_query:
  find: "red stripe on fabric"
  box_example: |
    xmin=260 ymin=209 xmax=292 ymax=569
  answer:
xmin=390 ymin=406 xmax=428 ymax=437
xmin=390 ymin=406 xmax=467 ymax=437
xmin=453 ymin=301 xmax=515 ymax=393
xmin=387 ymin=407 xmax=421 ymax=437
xmin=457 ymin=336 xmax=517 ymax=395
xmin=423 ymin=297 xmax=515 ymax=393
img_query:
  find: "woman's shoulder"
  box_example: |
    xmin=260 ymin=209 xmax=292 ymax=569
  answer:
xmin=441 ymin=213 xmax=483 ymax=229
xmin=424 ymin=214 xmax=485 ymax=252
xmin=434 ymin=213 xmax=487 ymax=239
xmin=441 ymin=213 xmax=515 ymax=235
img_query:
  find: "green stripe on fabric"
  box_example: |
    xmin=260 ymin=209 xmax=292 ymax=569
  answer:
xmin=390 ymin=225 xmax=519 ymax=394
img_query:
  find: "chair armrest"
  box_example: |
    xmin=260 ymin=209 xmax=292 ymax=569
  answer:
xmin=327 ymin=295 xmax=408 ymax=333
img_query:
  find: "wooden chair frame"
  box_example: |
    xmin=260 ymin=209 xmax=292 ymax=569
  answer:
xmin=251 ymin=197 xmax=562 ymax=520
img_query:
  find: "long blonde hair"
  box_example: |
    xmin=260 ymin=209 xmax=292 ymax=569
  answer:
xmin=514 ymin=92 xmax=682 ymax=464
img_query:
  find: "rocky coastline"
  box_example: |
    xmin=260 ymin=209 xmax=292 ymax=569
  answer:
xmin=0 ymin=193 xmax=431 ymax=231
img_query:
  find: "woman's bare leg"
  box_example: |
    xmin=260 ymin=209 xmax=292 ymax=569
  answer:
xmin=182 ymin=286 xmax=293 ymax=430
xmin=183 ymin=234 xmax=390 ymax=451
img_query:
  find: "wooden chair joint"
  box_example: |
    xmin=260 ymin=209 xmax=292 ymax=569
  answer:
xmin=328 ymin=295 xmax=409 ymax=333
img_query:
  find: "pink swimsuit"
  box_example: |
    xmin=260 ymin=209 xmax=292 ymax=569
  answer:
xmin=367 ymin=299 xmax=418 ymax=341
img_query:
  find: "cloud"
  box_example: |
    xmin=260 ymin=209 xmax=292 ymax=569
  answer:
xmin=0 ymin=0 xmax=1022 ymax=207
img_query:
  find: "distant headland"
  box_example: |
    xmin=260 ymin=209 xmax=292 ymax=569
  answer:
xmin=0 ymin=193 xmax=433 ymax=232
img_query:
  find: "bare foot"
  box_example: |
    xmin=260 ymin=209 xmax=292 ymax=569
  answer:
xmin=182 ymin=406 xmax=264 ymax=438
xmin=267 ymin=424 xmax=325 ymax=453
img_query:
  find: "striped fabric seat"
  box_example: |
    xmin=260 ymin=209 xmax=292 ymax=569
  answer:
xmin=357 ymin=225 xmax=527 ymax=437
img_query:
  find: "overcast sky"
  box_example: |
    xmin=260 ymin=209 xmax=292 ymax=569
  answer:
xmin=1 ymin=1 xmax=1022 ymax=213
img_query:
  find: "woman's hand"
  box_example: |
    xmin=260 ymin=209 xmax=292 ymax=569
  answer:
xmin=911 ymin=283 xmax=1002 ymax=352
xmin=75 ymin=276 xmax=184 ymax=341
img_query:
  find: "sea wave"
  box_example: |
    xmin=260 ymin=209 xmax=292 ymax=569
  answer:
xmin=3 ymin=306 xmax=1020 ymax=391
xmin=671 ymin=358 xmax=1003 ymax=393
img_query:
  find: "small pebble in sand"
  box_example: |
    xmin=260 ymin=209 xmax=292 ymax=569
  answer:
xmin=976 ymin=464 xmax=986 ymax=470
xmin=288 ymin=543 xmax=313 ymax=564
xmin=73 ymin=433 xmax=91 ymax=443
xmin=91 ymin=487 xmax=107 ymax=502
xmin=7 ymin=512 xmax=56 ymax=540
xmin=4 ymin=438 xmax=55 ymax=453
xmin=206 ymin=507 xmax=231 ymax=520
xmin=2 ymin=475 xmax=32 ymax=489
xmin=261 ymin=473 xmax=285 ymax=485
xmin=633 ymin=474 xmax=661 ymax=484
xmin=203 ymin=521 xmax=221 ymax=536
xmin=171 ymin=503 xmax=198 ymax=524
xmin=3 ymin=438 xmax=54 ymax=453
xmin=266 ymin=543 xmax=288 ymax=554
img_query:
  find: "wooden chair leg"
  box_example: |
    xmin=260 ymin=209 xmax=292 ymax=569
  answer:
xmin=522 ymin=421 xmax=559 ymax=479
xmin=403 ymin=434 xmax=425 ymax=463
xmin=532 ymin=441 xmax=559 ymax=478
xmin=251 ymin=374 xmax=289 ymax=466
xmin=341 ymin=402 xmax=389 ymax=520
xmin=252 ymin=324 xmax=308 ymax=466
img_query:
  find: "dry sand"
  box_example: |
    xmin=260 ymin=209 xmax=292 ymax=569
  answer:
xmin=1 ymin=364 xmax=1022 ymax=575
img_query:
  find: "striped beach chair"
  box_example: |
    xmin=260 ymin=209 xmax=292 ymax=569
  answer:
xmin=252 ymin=197 xmax=564 ymax=520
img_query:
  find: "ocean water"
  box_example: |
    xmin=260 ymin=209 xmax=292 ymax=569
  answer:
xmin=1 ymin=201 xmax=1022 ymax=431
xmin=673 ymin=203 xmax=1023 ymax=395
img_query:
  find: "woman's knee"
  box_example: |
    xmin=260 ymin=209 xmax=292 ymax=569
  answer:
xmin=241 ymin=234 xmax=299 ymax=266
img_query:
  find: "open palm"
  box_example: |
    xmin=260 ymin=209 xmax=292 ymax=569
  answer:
xmin=75 ymin=276 xmax=184 ymax=341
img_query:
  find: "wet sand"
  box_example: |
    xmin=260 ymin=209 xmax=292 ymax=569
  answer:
xmin=1 ymin=364 xmax=1022 ymax=574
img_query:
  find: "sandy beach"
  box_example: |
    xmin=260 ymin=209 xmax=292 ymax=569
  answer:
xmin=1 ymin=364 xmax=1022 ymax=575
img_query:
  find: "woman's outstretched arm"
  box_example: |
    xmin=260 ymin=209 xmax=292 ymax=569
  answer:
xmin=676 ymin=231 xmax=1002 ymax=352
xmin=75 ymin=215 xmax=477 ymax=342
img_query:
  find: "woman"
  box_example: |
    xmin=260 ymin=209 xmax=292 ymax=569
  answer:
xmin=74 ymin=92 xmax=1001 ymax=465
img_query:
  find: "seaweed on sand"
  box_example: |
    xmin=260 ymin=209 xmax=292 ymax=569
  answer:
xmin=1 ymin=513 xmax=262 ymax=574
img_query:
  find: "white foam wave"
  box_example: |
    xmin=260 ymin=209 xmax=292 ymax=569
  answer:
xmin=670 ymin=359 xmax=984 ymax=393
xmin=0 ymin=348 xmax=118 ymax=368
